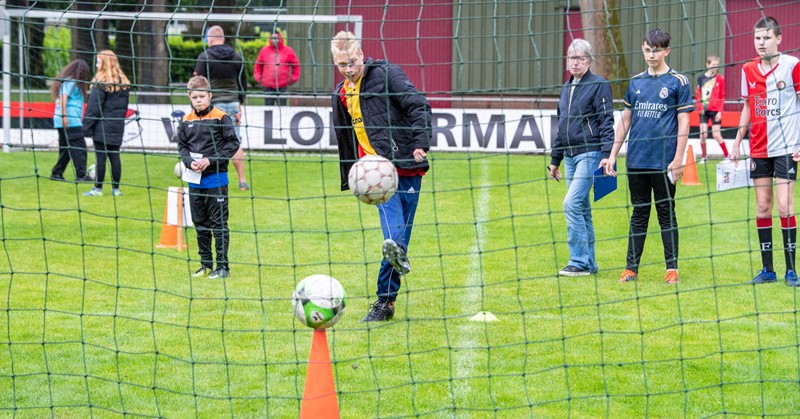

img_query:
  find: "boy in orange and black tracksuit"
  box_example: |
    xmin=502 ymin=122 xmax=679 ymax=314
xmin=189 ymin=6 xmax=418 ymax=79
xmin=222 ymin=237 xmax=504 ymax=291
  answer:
xmin=177 ymin=76 xmax=240 ymax=279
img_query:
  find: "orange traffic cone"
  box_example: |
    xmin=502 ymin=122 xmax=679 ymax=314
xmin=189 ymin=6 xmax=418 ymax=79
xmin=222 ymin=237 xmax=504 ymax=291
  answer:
xmin=156 ymin=187 xmax=188 ymax=250
xmin=300 ymin=329 xmax=340 ymax=419
xmin=681 ymin=144 xmax=701 ymax=186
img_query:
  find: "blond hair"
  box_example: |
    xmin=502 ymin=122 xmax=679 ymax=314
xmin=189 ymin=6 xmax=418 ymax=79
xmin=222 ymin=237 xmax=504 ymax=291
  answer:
xmin=92 ymin=50 xmax=130 ymax=92
xmin=187 ymin=75 xmax=210 ymax=92
xmin=331 ymin=31 xmax=361 ymax=56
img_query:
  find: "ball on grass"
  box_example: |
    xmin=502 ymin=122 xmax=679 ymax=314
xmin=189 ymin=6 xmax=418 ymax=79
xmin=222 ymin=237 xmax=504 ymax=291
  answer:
xmin=292 ymin=274 xmax=347 ymax=329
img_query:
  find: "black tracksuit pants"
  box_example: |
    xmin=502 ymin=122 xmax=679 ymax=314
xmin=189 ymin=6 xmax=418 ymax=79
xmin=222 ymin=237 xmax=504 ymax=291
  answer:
xmin=189 ymin=185 xmax=230 ymax=270
xmin=51 ymin=127 xmax=88 ymax=178
xmin=625 ymin=169 xmax=679 ymax=271
xmin=93 ymin=142 xmax=122 ymax=189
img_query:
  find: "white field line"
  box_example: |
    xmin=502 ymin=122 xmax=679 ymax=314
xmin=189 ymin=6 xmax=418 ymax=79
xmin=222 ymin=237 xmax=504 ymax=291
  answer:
xmin=454 ymin=159 xmax=489 ymax=404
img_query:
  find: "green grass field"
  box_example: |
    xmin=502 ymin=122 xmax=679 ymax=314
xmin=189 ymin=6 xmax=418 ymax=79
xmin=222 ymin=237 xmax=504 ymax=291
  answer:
xmin=1 ymin=150 xmax=800 ymax=417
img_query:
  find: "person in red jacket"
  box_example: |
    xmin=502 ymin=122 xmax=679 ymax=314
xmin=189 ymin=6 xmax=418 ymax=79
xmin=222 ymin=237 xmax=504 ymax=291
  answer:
xmin=696 ymin=55 xmax=729 ymax=163
xmin=254 ymin=30 xmax=301 ymax=106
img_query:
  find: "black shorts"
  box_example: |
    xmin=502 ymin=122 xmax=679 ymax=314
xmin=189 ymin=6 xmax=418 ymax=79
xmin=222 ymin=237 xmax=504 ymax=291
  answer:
xmin=700 ymin=111 xmax=720 ymax=125
xmin=750 ymin=155 xmax=798 ymax=180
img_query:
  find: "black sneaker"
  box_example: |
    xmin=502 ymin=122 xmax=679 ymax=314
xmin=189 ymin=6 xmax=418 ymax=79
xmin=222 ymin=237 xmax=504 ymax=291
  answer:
xmin=558 ymin=265 xmax=591 ymax=277
xmin=208 ymin=266 xmax=230 ymax=279
xmin=360 ymin=301 xmax=395 ymax=322
xmin=382 ymin=239 xmax=411 ymax=275
xmin=50 ymin=174 xmax=65 ymax=181
xmin=75 ymin=176 xmax=93 ymax=183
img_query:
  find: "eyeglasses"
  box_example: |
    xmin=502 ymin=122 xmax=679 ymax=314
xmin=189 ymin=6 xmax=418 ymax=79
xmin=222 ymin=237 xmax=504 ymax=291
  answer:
xmin=567 ymin=56 xmax=589 ymax=63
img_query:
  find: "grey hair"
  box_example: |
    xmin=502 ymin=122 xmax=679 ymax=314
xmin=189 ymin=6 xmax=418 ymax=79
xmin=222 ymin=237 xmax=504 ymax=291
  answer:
xmin=567 ymin=38 xmax=594 ymax=62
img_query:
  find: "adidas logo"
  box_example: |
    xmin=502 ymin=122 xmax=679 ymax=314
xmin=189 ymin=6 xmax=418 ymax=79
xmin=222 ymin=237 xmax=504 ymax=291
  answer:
xmin=790 ymin=168 xmax=796 ymax=174
xmin=636 ymin=89 xmax=641 ymax=94
xmin=408 ymin=187 xmax=416 ymax=193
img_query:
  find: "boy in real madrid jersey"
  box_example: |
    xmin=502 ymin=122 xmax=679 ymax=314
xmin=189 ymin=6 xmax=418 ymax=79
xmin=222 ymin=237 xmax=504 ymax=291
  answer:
xmin=601 ymin=29 xmax=692 ymax=285
xmin=732 ymin=17 xmax=800 ymax=286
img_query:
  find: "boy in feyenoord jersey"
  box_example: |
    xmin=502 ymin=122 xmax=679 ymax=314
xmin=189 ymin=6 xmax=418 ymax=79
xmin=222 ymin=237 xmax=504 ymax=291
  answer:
xmin=732 ymin=16 xmax=800 ymax=286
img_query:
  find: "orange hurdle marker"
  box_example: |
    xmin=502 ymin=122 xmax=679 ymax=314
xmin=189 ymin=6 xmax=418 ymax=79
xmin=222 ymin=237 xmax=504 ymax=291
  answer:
xmin=300 ymin=329 xmax=340 ymax=419
xmin=156 ymin=187 xmax=188 ymax=251
xmin=681 ymin=144 xmax=701 ymax=186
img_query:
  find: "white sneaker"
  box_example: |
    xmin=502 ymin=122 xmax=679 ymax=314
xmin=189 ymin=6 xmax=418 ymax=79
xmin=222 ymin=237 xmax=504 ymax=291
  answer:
xmin=83 ymin=188 xmax=103 ymax=197
xmin=700 ymin=157 xmax=707 ymax=164
xmin=382 ymin=239 xmax=411 ymax=275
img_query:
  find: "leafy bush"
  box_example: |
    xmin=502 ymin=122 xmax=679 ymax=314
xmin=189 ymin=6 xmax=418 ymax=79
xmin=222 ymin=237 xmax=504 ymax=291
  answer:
xmin=41 ymin=29 xmax=269 ymax=88
xmin=167 ymin=35 xmax=269 ymax=87
xmin=42 ymin=26 xmax=72 ymax=78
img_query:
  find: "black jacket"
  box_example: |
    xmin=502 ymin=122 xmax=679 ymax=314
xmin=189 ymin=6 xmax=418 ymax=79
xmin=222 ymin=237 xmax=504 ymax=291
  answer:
xmin=550 ymin=70 xmax=615 ymax=166
xmin=331 ymin=58 xmax=431 ymax=191
xmin=177 ymin=105 xmax=240 ymax=177
xmin=194 ymin=44 xmax=247 ymax=104
xmin=83 ymin=85 xmax=130 ymax=146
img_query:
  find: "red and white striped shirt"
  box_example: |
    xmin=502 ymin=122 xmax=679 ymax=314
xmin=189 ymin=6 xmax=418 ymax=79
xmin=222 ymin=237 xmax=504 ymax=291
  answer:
xmin=740 ymin=54 xmax=800 ymax=158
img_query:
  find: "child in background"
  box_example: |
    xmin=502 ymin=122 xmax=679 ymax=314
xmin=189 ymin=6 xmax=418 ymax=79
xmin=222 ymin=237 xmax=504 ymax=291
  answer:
xmin=177 ymin=76 xmax=240 ymax=279
xmin=50 ymin=59 xmax=91 ymax=182
xmin=83 ymin=50 xmax=131 ymax=197
xmin=696 ymin=55 xmax=729 ymax=163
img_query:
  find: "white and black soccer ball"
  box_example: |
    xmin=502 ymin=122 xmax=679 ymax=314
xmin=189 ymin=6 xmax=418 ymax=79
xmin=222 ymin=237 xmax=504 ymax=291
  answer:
xmin=292 ymin=274 xmax=347 ymax=329
xmin=347 ymin=155 xmax=398 ymax=205
xmin=87 ymin=164 xmax=96 ymax=181
xmin=174 ymin=161 xmax=183 ymax=178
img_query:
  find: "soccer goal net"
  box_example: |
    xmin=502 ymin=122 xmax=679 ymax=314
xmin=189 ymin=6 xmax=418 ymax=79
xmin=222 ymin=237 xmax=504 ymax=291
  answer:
xmin=1 ymin=0 xmax=800 ymax=417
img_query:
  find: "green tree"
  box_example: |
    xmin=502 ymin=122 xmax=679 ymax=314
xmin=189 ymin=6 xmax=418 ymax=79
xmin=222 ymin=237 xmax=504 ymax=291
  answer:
xmin=580 ymin=0 xmax=628 ymax=98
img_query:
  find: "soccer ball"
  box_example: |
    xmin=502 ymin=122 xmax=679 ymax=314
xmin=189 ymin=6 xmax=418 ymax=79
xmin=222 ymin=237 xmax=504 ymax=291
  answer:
xmin=174 ymin=161 xmax=183 ymax=178
xmin=292 ymin=274 xmax=347 ymax=329
xmin=87 ymin=164 xmax=96 ymax=180
xmin=347 ymin=155 xmax=398 ymax=205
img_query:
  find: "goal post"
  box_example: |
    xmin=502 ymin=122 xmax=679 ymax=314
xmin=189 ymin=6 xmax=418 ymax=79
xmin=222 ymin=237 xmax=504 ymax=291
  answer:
xmin=5 ymin=1 xmax=800 ymax=417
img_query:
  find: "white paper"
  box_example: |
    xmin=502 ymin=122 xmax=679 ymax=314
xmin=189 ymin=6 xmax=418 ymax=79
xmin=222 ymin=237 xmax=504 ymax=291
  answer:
xmin=181 ymin=152 xmax=203 ymax=184
xmin=165 ymin=186 xmax=192 ymax=227
xmin=716 ymin=159 xmax=753 ymax=191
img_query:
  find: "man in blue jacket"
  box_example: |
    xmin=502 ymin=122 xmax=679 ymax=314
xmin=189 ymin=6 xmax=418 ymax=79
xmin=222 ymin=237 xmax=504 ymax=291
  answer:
xmin=548 ymin=39 xmax=615 ymax=277
xmin=331 ymin=31 xmax=431 ymax=322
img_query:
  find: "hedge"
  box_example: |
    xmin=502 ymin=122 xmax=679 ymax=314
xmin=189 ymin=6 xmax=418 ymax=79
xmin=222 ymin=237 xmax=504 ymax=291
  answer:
xmin=166 ymin=36 xmax=270 ymax=87
xmin=40 ymin=28 xmax=270 ymax=88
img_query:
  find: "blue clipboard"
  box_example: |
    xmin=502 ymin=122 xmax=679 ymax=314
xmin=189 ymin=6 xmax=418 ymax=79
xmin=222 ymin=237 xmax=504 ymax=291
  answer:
xmin=593 ymin=166 xmax=617 ymax=202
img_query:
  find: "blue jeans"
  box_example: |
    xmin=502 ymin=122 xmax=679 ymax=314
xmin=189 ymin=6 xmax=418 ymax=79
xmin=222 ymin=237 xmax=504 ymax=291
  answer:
xmin=563 ymin=151 xmax=601 ymax=272
xmin=376 ymin=175 xmax=422 ymax=302
xmin=213 ymin=101 xmax=240 ymax=139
